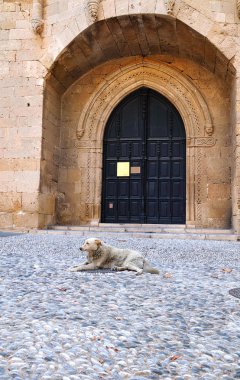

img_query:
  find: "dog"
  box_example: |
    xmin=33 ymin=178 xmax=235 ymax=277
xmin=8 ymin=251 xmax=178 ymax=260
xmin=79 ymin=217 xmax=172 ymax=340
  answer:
xmin=70 ymin=238 xmax=159 ymax=275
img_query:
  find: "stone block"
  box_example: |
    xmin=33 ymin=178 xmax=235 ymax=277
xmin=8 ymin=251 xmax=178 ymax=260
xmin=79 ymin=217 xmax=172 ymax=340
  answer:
xmin=9 ymin=29 xmax=33 ymax=40
xmin=207 ymin=199 xmax=232 ymax=219
xmin=3 ymin=2 xmax=16 ymax=12
xmin=13 ymin=212 xmax=39 ymax=229
xmin=45 ymin=2 xmax=60 ymax=17
xmin=208 ymin=184 xmax=231 ymax=200
xmin=15 ymin=171 xmax=40 ymax=193
xmin=57 ymin=26 xmax=76 ymax=50
xmin=0 ymin=51 xmax=16 ymax=61
xmin=0 ymin=171 xmax=16 ymax=192
xmin=141 ymin=0 xmax=157 ymax=13
xmin=0 ymin=212 xmax=13 ymax=228
xmin=0 ymin=20 xmax=16 ymax=30
xmin=24 ymin=61 xmax=47 ymax=79
xmin=16 ymin=50 xmax=41 ymax=62
xmin=128 ymin=0 xmax=141 ymax=14
xmin=206 ymin=159 xmax=231 ymax=183
xmin=0 ymin=193 xmax=21 ymax=212
xmin=39 ymin=193 xmax=56 ymax=214
xmin=67 ymin=168 xmax=81 ymax=182
xmin=0 ymin=62 xmax=10 ymax=78
xmin=22 ymin=192 xmax=39 ymax=212
xmin=214 ymin=12 xmax=226 ymax=23
xmin=15 ymin=20 xmax=30 ymax=29
xmin=155 ymin=0 xmax=167 ymax=13
xmin=115 ymin=0 xmax=129 ymax=16
xmin=0 ymin=39 xmax=21 ymax=51
xmin=0 ymin=158 xmax=39 ymax=171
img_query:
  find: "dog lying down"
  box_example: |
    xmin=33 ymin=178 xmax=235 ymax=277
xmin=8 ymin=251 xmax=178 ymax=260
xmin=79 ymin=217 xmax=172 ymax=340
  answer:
xmin=70 ymin=238 xmax=159 ymax=275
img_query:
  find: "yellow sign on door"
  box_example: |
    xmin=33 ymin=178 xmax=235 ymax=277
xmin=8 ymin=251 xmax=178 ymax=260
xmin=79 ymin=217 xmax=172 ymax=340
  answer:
xmin=117 ymin=162 xmax=130 ymax=177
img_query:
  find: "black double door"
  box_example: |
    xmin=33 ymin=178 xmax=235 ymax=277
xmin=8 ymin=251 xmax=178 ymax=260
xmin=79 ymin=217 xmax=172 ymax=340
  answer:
xmin=101 ymin=88 xmax=186 ymax=224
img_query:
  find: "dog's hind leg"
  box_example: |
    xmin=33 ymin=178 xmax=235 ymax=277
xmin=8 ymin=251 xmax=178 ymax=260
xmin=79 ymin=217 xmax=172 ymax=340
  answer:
xmin=112 ymin=264 xmax=142 ymax=274
xmin=125 ymin=263 xmax=143 ymax=275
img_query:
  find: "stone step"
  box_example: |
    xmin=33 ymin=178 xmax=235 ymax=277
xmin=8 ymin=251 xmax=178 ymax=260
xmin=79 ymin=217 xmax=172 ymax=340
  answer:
xmin=44 ymin=225 xmax=239 ymax=241
xmin=49 ymin=224 xmax=233 ymax=234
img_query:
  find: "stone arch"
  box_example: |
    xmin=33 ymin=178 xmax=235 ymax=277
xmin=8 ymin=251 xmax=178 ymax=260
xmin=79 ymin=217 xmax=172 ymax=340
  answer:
xmin=41 ymin=9 xmax=236 ymax=78
xmin=74 ymin=61 xmax=214 ymax=225
xmin=44 ymin=15 xmax=236 ymax=92
xmin=76 ymin=61 xmax=213 ymax=141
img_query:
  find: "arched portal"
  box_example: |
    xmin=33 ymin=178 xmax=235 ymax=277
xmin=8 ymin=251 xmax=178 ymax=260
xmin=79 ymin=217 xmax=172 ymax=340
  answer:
xmin=102 ymin=87 xmax=186 ymax=224
xmin=40 ymin=14 xmax=235 ymax=230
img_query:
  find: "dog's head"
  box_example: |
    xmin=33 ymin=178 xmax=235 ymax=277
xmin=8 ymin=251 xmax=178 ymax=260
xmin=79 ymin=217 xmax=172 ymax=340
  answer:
xmin=80 ymin=238 xmax=102 ymax=252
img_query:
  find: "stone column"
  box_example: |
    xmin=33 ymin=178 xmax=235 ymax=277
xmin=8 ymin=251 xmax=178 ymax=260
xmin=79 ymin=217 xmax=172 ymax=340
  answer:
xmin=237 ymin=0 xmax=240 ymax=18
xmin=87 ymin=0 xmax=100 ymax=22
xmin=234 ymin=77 xmax=240 ymax=234
xmin=32 ymin=0 xmax=44 ymax=34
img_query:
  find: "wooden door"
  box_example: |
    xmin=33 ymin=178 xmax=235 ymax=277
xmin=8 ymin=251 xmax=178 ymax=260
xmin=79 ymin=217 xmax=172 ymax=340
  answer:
xmin=102 ymin=88 xmax=186 ymax=224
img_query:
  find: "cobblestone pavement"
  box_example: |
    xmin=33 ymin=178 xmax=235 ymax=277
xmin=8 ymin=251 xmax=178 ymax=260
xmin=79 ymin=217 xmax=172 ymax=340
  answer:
xmin=0 ymin=234 xmax=239 ymax=380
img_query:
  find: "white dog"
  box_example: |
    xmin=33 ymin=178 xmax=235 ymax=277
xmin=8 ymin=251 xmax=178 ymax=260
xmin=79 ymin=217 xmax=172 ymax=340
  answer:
xmin=70 ymin=238 xmax=159 ymax=275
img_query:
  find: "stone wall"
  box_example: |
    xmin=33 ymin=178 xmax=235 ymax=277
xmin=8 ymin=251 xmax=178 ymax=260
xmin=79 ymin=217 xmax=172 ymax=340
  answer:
xmin=0 ymin=0 xmax=239 ymax=231
xmin=0 ymin=0 xmax=44 ymax=228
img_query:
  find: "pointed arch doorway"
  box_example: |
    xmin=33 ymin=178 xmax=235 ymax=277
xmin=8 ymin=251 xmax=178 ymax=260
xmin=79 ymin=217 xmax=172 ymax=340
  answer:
xmin=102 ymin=87 xmax=186 ymax=224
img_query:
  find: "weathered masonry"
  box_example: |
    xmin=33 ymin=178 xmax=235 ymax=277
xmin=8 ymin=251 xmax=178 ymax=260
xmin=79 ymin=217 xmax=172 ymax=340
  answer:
xmin=0 ymin=0 xmax=240 ymax=234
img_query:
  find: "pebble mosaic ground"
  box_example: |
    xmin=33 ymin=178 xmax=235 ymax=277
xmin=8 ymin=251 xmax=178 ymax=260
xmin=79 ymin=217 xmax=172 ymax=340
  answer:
xmin=0 ymin=233 xmax=240 ymax=380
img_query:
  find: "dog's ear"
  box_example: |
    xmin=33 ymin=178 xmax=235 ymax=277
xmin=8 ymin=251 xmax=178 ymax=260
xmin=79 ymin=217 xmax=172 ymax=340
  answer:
xmin=95 ymin=239 xmax=102 ymax=246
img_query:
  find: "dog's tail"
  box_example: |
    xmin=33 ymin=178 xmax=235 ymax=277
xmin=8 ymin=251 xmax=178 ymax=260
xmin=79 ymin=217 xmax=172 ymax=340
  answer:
xmin=143 ymin=260 xmax=159 ymax=274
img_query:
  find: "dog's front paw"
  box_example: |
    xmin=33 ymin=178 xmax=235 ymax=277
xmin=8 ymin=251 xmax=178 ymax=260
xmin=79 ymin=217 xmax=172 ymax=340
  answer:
xmin=69 ymin=266 xmax=82 ymax=272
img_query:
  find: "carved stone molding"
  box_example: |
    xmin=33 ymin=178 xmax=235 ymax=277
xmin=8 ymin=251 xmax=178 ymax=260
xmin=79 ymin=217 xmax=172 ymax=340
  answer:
xmin=167 ymin=0 xmax=175 ymax=15
xmin=187 ymin=137 xmax=216 ymax=147
xmin=237 ymin=0 xmax=240 ymax=18
xmin=87 ymin=0 xmax=100 ymax=21
xmin=32 ymin=0 xmax=44 ymax=34
xmin=74 ymin=60 xmax=213 ymax=225
xmin=196 ymin=151 xmax=203 ymax=225
xmin=76 ymin=62 xmax=213 ymax=141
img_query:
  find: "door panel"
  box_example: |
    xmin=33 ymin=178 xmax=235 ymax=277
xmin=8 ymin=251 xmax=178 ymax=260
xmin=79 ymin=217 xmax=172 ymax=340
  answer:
xmin=118 ymin=201 xmax=128 ymax=218
xmin=102 ymin=87 xmax=186 ymax=224
xmin=148 ymin=161 xmax=157 ymax=178
xmin=106 ymin=181 xmax=116 ymax=197
xmin=130 ymin=180 xmax=142 ymax=197
xmin=119 ymin=181 xmax=128 ymax=197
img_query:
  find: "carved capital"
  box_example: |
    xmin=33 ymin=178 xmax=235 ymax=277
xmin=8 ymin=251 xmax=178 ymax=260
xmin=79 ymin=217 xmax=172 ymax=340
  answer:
xmin=87 ymin=0 xmax=100 ymax=22
xmin=205 ymin=123 xmax=214 ymax=136
xmin=31 ymin=18 xmax=44 ymax=34
xmin=76 ymin=128 xmax=84 ymax=140
xmin=32 ymin=0 xmax=43 ymax=35
xmin=167 ymin=0 xmax=175 ymax=15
